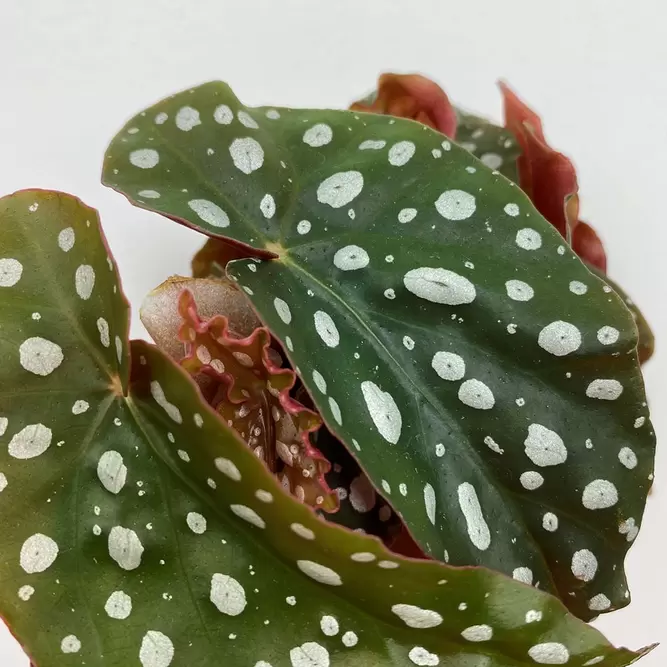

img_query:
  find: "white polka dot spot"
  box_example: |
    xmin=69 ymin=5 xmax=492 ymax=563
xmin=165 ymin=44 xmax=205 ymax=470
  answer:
xmin=341 ymin=631 xmax=358 ymax=647
xmin=586 ymin=379 xmax=623 ymax=401
xmin=524 ymin=424 xmax=567 ymax=467
xmin=186 ymin=512 xmax=207 ymax=534
xmin=571 ymin=549 xmax=598 ymax=582
xmin=361 ymin=380 xmax=402 ymax=444
xmin=520 ymin=471 xmax=544 ymax=490
xmin=19 ymin=337 xmax=64 ymax=376
xmin=296 ymin=220 xmax=311 ymax=235
xmin=229 ymin=137 xmax=264 ymax=174
xmin=457 ymin=483 xmax=491 ymax=550
xmin=0 ymin=258 xmax=23 ymax=287
xmin=290 ymin=642 xmax=330 ymax=667
xmin=435 ymin=190 xmax=476 ymax=221
xmin=391 ymin=604 xmax=443 ymax=629
xmin=139 ymin=631 xmax=174 ymax=667
xmin=588 ymin=593 xmax=611 ymax=611
xmin=388 ymin=141 xmax=416 ymax=166
xmin=129 ymin=149 xmax=159 ymax=169
xmin=230 ymin=504 xmax=265 ymax=529
xmin=404 ymin=267 xmax=476 ymax=305
xmin=408 ymin=647 xmax=439 ymax=666
xmin=458 ymin=379 xmax=495 ymax=410
xmin=213 ymin=104 xmax=233 ymax=124
xmin=210 ymin=573 xmax=247 ymax=616
xmin=9 ymin=423 xmax=52 ymax=459
xmin=61 ymin=635 xmax=81 ymax=654
xmin=461 ymin=625 xmax=493 ymax=642
xmin=506 ymin=280 xmax=534 ymax=301
xmin=72 ymin=400 xmax=89 ymax=415
xmin=317 ymin=171 xmax=364 ymax=208
xmin=314 ymin=311 xmax=340 ymax=348
xmin=20 ymin=534 xmax=58 ymax=573
xmin=431 ymin=351 xmax=465 ymax=381
xmin=481 ymin=153 xmax=503 ymax=169
xmin=188 ymin=200 xmax=230 ymax=228
xmin=296 ymin=560 xmax=342 ymax=586
xmin=582 ymin=480 xmax=618 ymax=510
xmin=58 ymin=228 xmax=75 ymax=252
xmin=303 ymin=124 xmax=333 ymax=147
xmin=516 ymin=228 xmax=542 ymax=250
xmin=328 ymin=397 xmax=342 ymax=425
xmin=597 ymin=326 xmax=620 ymax=345
xmin=17 ymin=585 xmax=34 ymax=601
xmin=75 ymin=264 xmax=95 ymax=300
xmin=538 ymin=321 xmax=581 ymax=356
xmin=97 ymin=318 xmax=110 ymax=347
xmin=504 ymin=203 xmax=520 ymax=216
xmin=150 ymin=381 xmax=182 ymax=424
xmin=359 ymin=139 xmax=386 ymax=150
xmin=543 ymin=512 xmax=559 ymax=531
xmin=528 ymin=643 xmax=569 ymax=664
xmin=108 ymin=526 xmax=144 ymax=571
xmin=333 ymin=245 xmax=370 ymax=271
xmin=175 ymin=106 xmax=201 ymax=131
xmin=398 ymin=208 xmax=418 ymax=223
xmin=260 ymin=194 xmax=276 ymax=219
xmin=569 ymin=281 xmax=588 ymax=295
xmin=513 ymin=567 xmax=533 ymax=585
xmin=105 ymin=590 xmax=132 ymax=619
xmin=238 ymin=110 xmax=259 ymax=129
xmin=97 ymin=450 xmax=127 ymax=494
xmin=320 ymin=615 xmax=339 ymax=636
xmin=290 ymin=523 xmax=315 ymax=540
xmin=312 ymin=370 xmax=327 ymax=394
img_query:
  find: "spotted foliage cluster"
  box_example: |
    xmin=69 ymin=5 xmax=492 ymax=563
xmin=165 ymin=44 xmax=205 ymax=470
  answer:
xmin=102 ymin=81 xmax=656 ymax=622
xmin=0 ymin=191 xmax=652 ymax=666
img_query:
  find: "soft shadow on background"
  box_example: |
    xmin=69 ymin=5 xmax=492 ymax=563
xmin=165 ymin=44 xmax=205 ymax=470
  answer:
xmin=1 ymin=0 xmax=665 ymax=664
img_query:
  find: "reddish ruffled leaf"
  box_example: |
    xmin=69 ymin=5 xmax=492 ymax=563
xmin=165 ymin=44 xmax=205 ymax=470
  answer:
xmin=177 ymin=288 xmax=338 ymax=512
xmin=500 ymin=81 xmax=608 ymax=271
xmin=350 ymin=72 xmax=457 ymax=137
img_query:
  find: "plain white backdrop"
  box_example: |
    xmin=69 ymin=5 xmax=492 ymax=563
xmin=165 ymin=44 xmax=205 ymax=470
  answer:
xmin=1 ymin=1 xmax=665 ymax=664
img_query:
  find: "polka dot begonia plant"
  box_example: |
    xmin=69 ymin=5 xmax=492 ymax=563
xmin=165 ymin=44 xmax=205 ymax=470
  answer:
xmin=0 ymin=75 xmax=657 ymax=666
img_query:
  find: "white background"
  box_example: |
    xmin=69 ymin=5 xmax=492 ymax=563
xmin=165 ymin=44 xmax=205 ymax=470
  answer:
xmin=1 ymin=1 xmax=665 ymax=664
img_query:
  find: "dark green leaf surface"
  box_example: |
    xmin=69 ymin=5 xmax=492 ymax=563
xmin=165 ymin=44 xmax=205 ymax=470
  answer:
xmin=1 ymin=190 xmax=653 ymax=666
xmin=101 ymin=82 xmax=655 ymax=621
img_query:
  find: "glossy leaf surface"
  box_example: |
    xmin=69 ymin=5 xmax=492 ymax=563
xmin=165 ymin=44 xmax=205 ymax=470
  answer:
xmin=1 ymin=189 xmax=655 ymax=666
xmin=101 ymin=82 xmax=655 ymax=620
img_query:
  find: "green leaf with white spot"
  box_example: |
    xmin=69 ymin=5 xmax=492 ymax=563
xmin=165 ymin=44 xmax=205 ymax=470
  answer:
xmin=584 ymin=263 xmax=655 ymax=365
xmin=454 ymin=109 xmax=521 ymax=182
xmin=0 ymin=189 xmax=653 ymax=666
xmin=101 ymin=82 xmax=655 ymax=621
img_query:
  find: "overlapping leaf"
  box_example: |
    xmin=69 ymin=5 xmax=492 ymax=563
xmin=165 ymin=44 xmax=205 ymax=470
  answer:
xmin=102 ymin=83 xmax=657 ymax=622
xmin=3 ymin=191 xmax=654 ymax=665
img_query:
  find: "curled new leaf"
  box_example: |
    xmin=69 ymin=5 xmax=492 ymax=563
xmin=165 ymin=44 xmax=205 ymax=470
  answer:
xmin=177 ymin=288 xmax=338 ymax=511
xmin=350 ymin=72 xmax=457 ymax=137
